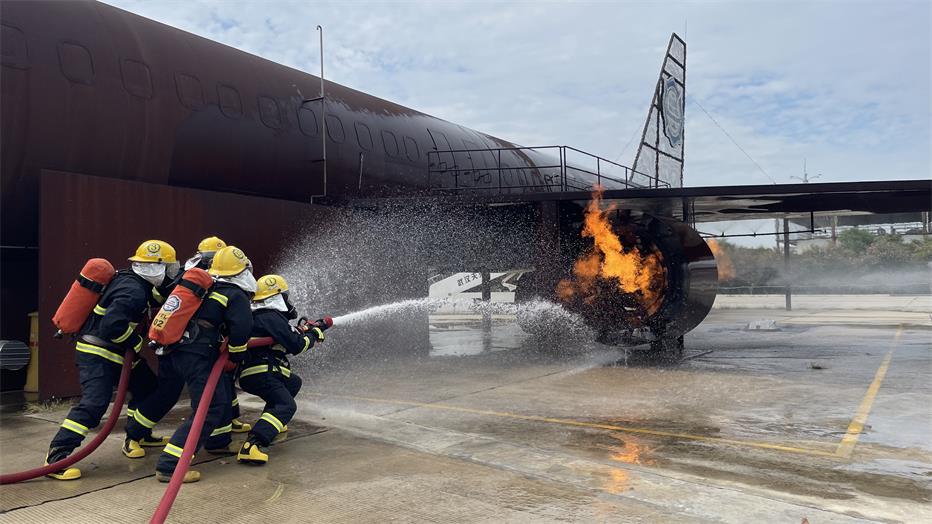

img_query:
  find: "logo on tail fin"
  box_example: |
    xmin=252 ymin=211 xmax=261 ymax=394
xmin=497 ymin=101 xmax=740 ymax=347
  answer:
xmin=662 ymin=77 xmax=684 ymax=147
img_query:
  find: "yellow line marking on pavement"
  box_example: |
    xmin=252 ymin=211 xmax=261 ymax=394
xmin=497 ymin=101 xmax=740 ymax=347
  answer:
xmin=264 ymin=481 xmax=285 ymax=503
xmin=308 ymin=393 xmax=838 ymax=457
xmin=834 ymin=326 xmax=902 ymax=458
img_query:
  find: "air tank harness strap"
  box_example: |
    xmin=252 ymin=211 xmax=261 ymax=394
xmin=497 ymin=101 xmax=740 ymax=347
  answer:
xmin=77 ymin=274 xmax=106 ymax=293
xmin=178 ymin=278 xmax=209 ymax=299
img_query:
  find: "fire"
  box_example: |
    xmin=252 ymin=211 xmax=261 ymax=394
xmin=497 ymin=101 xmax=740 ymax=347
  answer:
xmin=706 ymin=239 xmax=735 ymax=281
xmin=557 ymin=187 xmax=666 ymax=315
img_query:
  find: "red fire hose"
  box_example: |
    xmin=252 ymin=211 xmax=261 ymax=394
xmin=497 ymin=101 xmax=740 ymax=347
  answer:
xmin=149 ymin=341 xmax=229 ymax=524
xmin=151 ymin=317 xmax=331 ymax=523
xmin=0 ymin=348 xmax=135 ymax=485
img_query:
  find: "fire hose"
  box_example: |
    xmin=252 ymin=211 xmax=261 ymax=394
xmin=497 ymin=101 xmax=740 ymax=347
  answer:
xmin=0 ymin=348 xmax=135 ymax=485
xmin=151 ymin=316 xmax=332 ymax=524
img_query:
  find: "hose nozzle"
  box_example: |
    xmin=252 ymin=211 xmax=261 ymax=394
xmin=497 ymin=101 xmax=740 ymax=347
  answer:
xmin=314 ymin=316 xmax=334 ymax=331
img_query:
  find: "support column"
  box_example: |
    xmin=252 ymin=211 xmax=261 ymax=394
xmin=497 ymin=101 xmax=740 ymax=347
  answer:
xmin=480 ymin=267 xmax=492 ymax=351
xmin=783 ymin=218 xmax=792 ymax=311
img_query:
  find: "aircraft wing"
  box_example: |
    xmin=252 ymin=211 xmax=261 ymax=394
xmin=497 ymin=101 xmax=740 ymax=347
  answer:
xmin=447 ymin=179 xmax=930 ymax=223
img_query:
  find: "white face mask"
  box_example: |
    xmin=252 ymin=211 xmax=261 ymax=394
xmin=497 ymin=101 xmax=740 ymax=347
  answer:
xmin=251 ymin=293 xmax=288 ymax=312
xmin=132 ymin=262 xmax=166 ymax=286
xmin=183 ymin=253 xmax=202 ymax=271
xmin=219 ymin=269 xmax=257 ymax=294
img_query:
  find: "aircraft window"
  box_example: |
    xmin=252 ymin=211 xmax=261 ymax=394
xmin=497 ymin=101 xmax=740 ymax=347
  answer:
xmin=1 ymin=24 xmax=29 ymax=69
xmin=404 ymin=136 xmax=419 ymax=161
xmin=297 ymin=106 xmax=319 ymax=136
xmin=58 ymin=42 xmax=94 ymax=85
xmin=258 ymin=95 xmax=282 ymax=129
xmin=175 ymin=73 xmax=204 ymax=110
xmin=381 ymin=130 xmax=399 ymax=158
xmin=217 ymin=83 xmax=242 ymax=118
xmin=326 ymin=114 xmax=345 ymax=143
xmin=355 ymin=122 xmax=373 ymax=151
xmin=121 ymin=59 xmax=152 ymax=99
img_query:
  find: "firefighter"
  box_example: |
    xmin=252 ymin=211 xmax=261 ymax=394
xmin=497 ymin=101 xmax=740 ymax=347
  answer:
xmin=45 ymin=240 xmax=179 ymax=481
xmin=121 ymin=238 xmax=250 ymax=460
xmin=237 ymin=274 xmax=325 ymax=465
xmin=128 ymin=246 xmax=255 ymax=483
xmin=189 ymin=237 xmax=252 ymax=440
xmin=181 ymin=237 xmax=252 ymax=440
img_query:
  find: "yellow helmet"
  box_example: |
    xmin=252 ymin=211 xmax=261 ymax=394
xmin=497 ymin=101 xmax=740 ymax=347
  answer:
xmin=254 ymin=274 xmax=289 ymax=301
xmin=208 ymin=246 xmax=251 ymax=277
xmin=197 ymin=236 xmax=227 ymax=254
xmin=129 ymin=240 xmax=177 ymax=263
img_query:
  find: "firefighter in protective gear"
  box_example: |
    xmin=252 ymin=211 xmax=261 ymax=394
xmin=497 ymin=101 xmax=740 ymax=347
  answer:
xmin=237 ymin=275 xmax=324 ymax=465
xmin=125 ymin=246 xmax=255 ymax=482
xmin=45 ymin=240 xmax=178 ymax=480
xmin=179 ymin=237 xmax=251 ymax=443
xmin=183 ymin=236 xmax=227 ymax=271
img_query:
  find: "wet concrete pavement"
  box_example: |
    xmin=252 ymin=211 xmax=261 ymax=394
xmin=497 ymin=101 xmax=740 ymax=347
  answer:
xmin=1 ymin=302 xmax=929 ymax=522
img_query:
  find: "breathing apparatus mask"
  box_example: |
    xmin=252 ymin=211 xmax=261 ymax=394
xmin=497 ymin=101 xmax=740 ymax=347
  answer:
xmin=184 ymin=251 xmax=218 ymax=271
xmin=132 ymin=262 xmax=171 ymax=287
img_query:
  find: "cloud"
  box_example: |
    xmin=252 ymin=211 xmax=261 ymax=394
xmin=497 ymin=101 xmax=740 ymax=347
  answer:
xmin=103 ymin=0 xmax=928 ymax=192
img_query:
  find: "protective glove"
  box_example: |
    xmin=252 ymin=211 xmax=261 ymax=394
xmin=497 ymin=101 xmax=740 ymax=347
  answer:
xmin=309 ymin=327 xmax=325 ymax=344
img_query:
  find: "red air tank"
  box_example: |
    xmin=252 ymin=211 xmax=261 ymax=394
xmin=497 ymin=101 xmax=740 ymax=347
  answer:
xmin=149 ymin=268 xmax=213 ymax=347
xmin=52 ymin=258 xmax=116 ymax=335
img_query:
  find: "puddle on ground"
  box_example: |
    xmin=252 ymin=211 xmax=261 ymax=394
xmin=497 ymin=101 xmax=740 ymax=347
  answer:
xmin=565 ymin=420 xmax=932 ymax=504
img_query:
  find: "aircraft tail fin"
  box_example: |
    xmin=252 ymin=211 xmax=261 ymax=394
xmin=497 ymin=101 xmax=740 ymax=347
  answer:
xmin=632 ymin=33 xmax=686 ymax=188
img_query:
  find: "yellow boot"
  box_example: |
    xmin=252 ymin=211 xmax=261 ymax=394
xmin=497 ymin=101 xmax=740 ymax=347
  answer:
xmin=231 ymin=419 xmax=251 ymax=433
xmin=45 ymin=448 xmax=81 ymax=480
xmin=121 ymin=438 xmax=145 ymax=459
xmin=155 ymin=470 xmax=200 ymax=483
xmin=237 ymin=438 xmax=268 ymax=465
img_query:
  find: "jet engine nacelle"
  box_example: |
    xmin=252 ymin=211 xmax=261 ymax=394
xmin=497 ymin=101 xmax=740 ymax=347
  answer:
xmin=517 ymin=213 xmax=718 ymax=348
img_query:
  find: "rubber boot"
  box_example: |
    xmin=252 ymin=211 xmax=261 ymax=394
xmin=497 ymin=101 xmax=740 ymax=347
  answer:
xmin=231 ymin=419 xmax=251 ymax=433
xmin=122 ymin=438 xmax=145 ymax=459
xmin=155 ymin=470 xmax=200 ymax=483
xmin=45 ymin=448 xmax=81 ymax=480
xmin=237 ymin=437 xmax=268 ymax=465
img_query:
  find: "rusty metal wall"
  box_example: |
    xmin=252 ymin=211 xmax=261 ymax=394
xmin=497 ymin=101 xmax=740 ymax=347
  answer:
xmin=38 ymin=170 xmax=338 ymax=399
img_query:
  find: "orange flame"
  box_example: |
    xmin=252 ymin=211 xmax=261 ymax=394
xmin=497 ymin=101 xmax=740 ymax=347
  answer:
xmin=557 ymin=187 xmax=666 ymax=314
xmin=706 ymin=239 xmax=735 ymax=281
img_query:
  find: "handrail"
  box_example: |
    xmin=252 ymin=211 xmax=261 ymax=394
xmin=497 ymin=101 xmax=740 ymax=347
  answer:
xmin=426 ymin=145 xmax=670 ymax=194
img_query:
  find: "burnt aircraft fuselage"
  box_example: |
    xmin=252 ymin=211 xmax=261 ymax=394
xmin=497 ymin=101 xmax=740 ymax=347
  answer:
xmin=0 ymin=0 xmax=713 ymax=360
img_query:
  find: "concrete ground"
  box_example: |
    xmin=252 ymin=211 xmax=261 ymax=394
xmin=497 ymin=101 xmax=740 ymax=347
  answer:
xmin=1 ymin=296 xmax=930 ymax=523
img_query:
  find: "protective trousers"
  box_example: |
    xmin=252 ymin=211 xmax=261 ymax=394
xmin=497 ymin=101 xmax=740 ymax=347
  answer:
xmin=154 ymin=348 xmax=230 ymax=475
xmin=239 ymin=369 xmax=302 ymax=446
xmin=50 ymin=351 xmax=158 ymax=453
xmin=126 ymin=367 xmax=240 ymax=445
xmin=203 ymin=372 xmax=236 ymax=449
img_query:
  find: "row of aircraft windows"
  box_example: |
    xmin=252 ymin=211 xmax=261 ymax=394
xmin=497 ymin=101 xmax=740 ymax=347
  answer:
xmin=0 ymin=26 xmax=424 ymax=162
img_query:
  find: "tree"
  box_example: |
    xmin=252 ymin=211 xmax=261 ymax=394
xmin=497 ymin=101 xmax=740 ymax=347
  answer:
xmin=838 ymin=228 xmax=875 ymax=253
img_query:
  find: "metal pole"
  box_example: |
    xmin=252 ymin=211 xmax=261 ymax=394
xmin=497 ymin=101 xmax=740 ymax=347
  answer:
xmin=357 ymin=152 xmax=364 ymax=190
xmin=783 ymin=218 xmax=792 ymax=311
xmin=317 ymin=25 xmax=327 ymax=199
xmin=596 ymin=156 xmax=601 ymax=188
xmin=497 ymin=149 xmax=502 ymax=190
xmin=480 ymin=267 xmax=492 ymax=351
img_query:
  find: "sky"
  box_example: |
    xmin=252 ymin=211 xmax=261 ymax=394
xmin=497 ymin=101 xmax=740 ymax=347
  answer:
xmin=105 ymin=0 xmax=930 ymax=240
